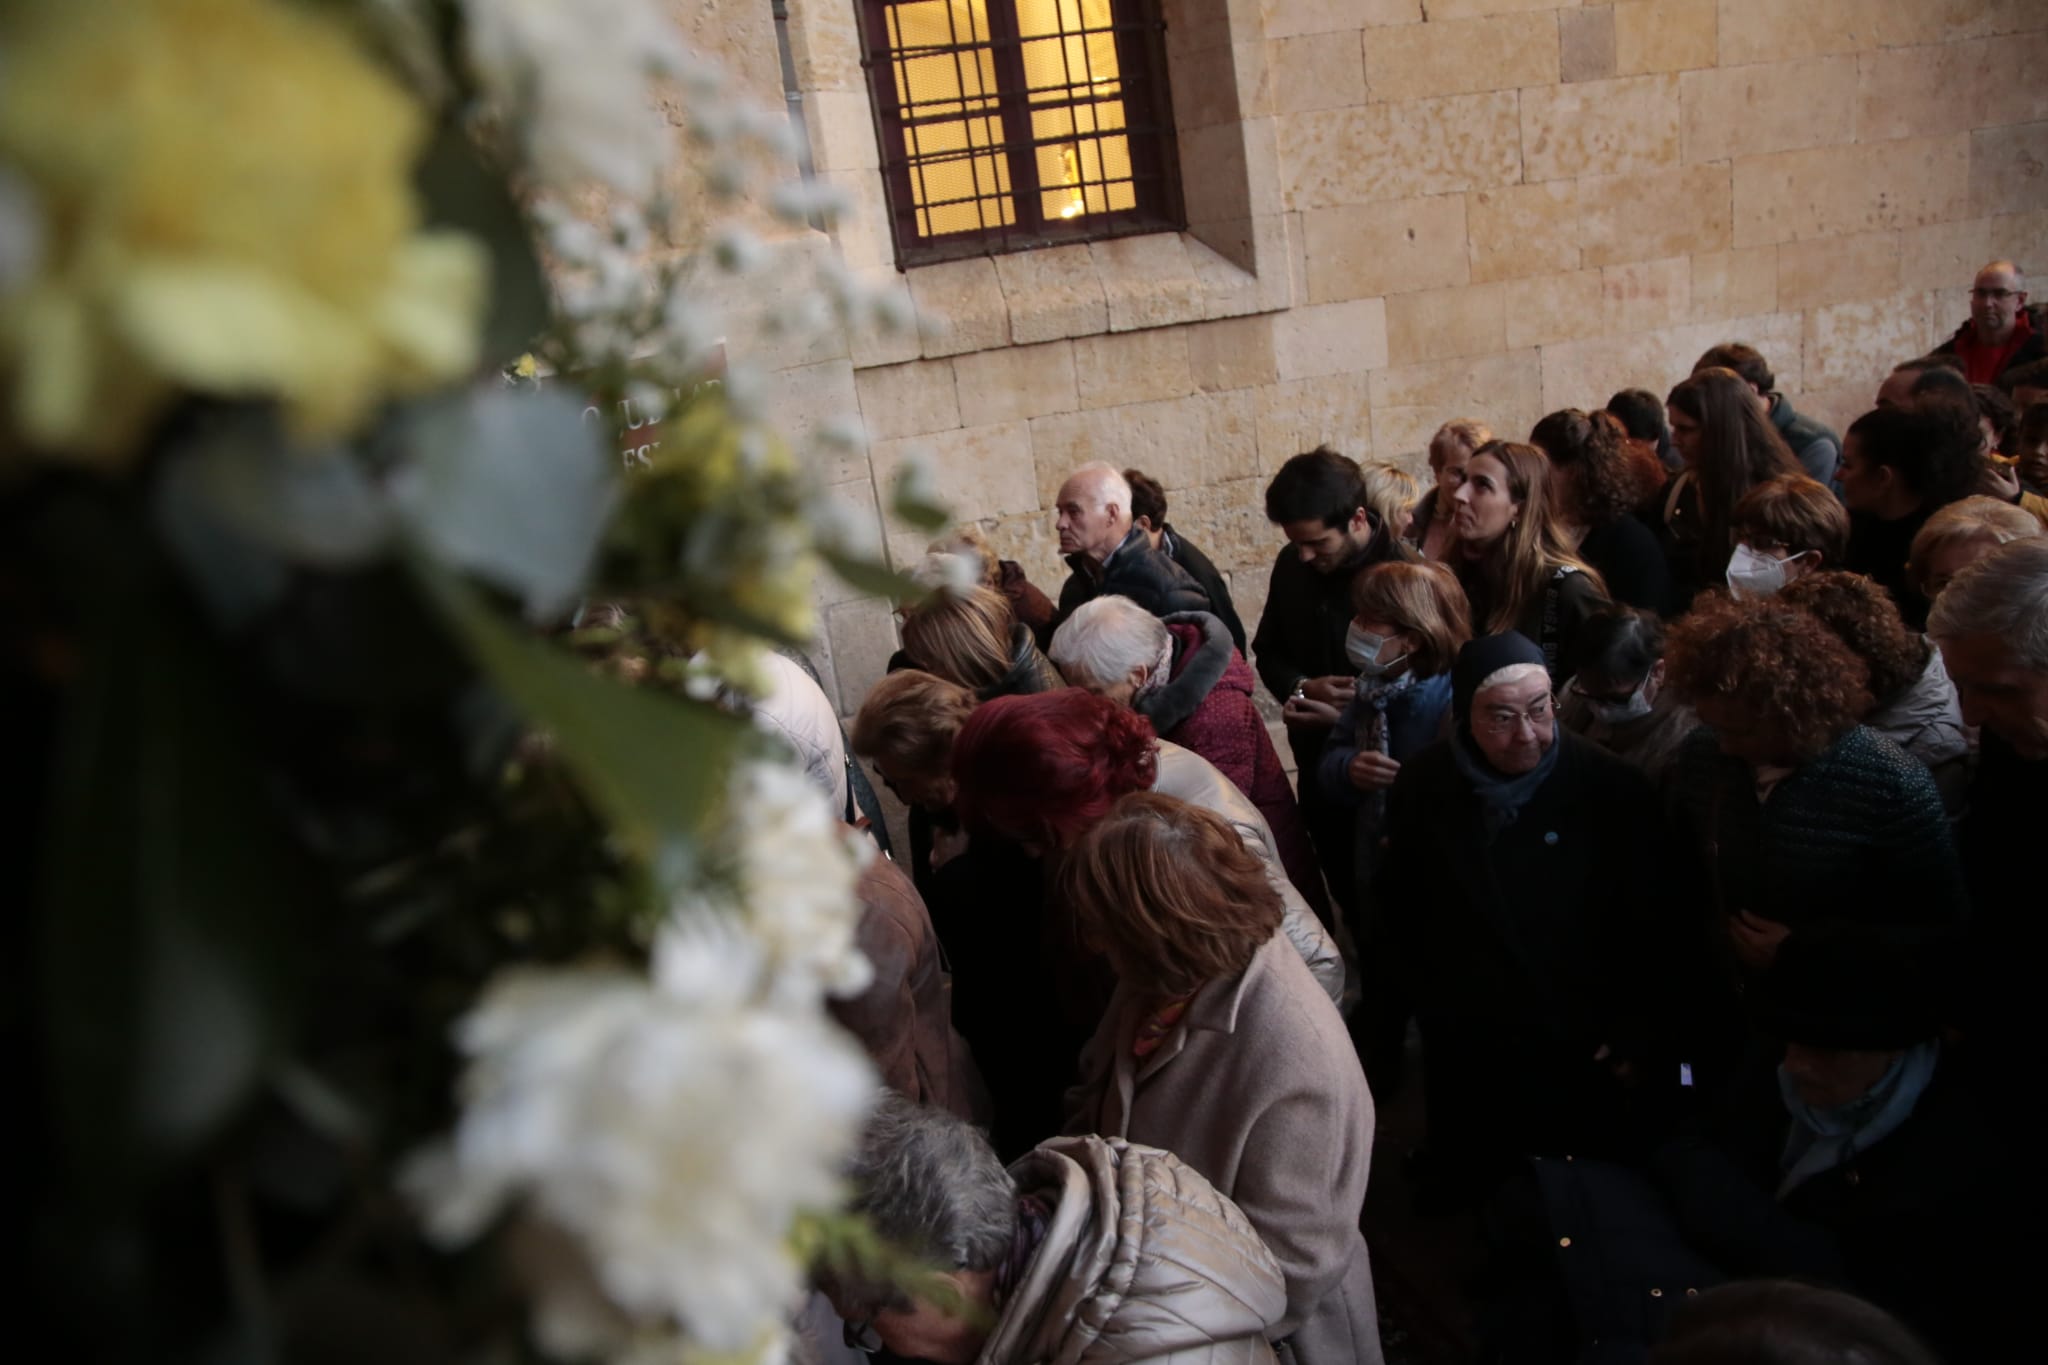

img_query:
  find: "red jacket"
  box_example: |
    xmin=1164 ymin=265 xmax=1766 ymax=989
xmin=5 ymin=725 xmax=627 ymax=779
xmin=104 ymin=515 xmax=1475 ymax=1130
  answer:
xmin=1138 ymin=614 xmax=1332 ymax=919
xmin=1936 ymin=306 xmax=2043 ymax=385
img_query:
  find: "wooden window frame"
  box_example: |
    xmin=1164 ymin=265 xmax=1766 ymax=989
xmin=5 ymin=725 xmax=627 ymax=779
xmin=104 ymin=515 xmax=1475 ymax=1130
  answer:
xmin=854 ymin=0 xmax=1186 ymax=270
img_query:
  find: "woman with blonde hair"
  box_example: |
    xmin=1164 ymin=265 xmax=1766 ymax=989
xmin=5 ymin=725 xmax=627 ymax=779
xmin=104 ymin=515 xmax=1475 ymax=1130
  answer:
xmin=1062 ymin=792 xmax=1381 ymax=1365
xmin=1358 ymin=460 xmax=1421 ymax=543
xmin=928 ymin=524 xmax=1057 ymax=648
xmin=1410 ymin=418 xmax=1492 ymax=559
xmin=1906 ymin=493 xmax=2043 ymax=599
xmin=899 ymin=583 xmax=1062 ymax=700
xmin=1449 ymin=440 xmax=1610 ymax=683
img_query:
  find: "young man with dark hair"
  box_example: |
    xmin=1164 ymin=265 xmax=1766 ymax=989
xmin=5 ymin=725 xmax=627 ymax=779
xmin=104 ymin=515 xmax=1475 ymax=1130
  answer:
xmin=1696 ymin=342 xmax=1840 ymax=488
xmin=1122 ymin=467 xmax=1247 ymax=652
xmin=1251 ymin=446 xmax=1412 ymax=918
xmin=1997 ymin=354 xmax=2048 ymax=411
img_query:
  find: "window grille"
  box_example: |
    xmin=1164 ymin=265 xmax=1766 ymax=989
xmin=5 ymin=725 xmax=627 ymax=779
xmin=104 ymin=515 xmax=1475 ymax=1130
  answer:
xmin=855 ymin=0 xmax=1184 ymax=268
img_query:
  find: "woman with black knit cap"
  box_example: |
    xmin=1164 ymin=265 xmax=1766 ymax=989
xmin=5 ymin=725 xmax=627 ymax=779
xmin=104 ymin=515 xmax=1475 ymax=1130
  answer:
xmin=1375 ymin=633 xmax=1688 ymax=1205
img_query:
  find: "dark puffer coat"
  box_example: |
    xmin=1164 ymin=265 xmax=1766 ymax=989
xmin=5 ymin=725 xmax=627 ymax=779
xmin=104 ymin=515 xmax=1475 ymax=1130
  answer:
xmin=1055 ymin=525 xmax=1214 ymax=625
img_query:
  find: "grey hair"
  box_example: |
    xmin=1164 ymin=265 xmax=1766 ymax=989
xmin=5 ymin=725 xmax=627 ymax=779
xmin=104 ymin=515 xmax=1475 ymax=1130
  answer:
xmin=1929 ymin=538 xmax=2048 ymax=672
xmin=1477 ymin=661 xmax=1550 ymax=694
xmin=1050 ymin=595 xmax=1172 ymax=693
xmin=1429 ymin=419 xmax=1493 ymax=469
xmin=1910 ymin=496 xmax=2042 ymax=589
xmin=1064 ymin=460 xmax=1132 ymax=512
xmin=833 ymin=1096 xmax=1016 ymax=1312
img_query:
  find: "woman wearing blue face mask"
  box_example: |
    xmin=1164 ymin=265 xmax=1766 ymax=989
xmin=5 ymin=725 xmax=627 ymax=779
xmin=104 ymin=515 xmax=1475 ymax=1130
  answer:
xmin=1317 ymin=561 xmax=1472 ymax=1089
xmin=1557 ymin=606 xmax=1699 ymax=788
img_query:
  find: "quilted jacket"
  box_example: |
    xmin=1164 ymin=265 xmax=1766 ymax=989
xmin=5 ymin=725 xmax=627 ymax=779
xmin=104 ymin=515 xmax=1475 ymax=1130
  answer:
xmin=981 ymin=1136 xmax=1288 ymax=1365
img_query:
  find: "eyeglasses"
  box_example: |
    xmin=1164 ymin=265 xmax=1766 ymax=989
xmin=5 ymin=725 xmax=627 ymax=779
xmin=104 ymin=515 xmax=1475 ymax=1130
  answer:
xmin=1475 ymin=694 xmax=1556 ymax=736
xmin=843 ymin=1317 xmax=881 ymax=1354
xmin=1971 ymin=287 xmax=2018 ymax=301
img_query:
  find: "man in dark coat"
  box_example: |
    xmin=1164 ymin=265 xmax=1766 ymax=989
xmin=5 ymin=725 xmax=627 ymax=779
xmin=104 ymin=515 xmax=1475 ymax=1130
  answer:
xmin=1050 ymin=462 xmax=1213 ymax=626
xmin=1125 ymin=467 xmax=1248 ymax=652
xmin=1252 ymin=447 xmax=1412 ymax=917
xmin=1375 ymin=634 xmax=1692 ymax=1203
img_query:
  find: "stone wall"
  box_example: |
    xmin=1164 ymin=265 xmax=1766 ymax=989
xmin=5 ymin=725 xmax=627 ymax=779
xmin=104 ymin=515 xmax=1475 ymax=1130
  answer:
xmin=705 ymin=0 xmax=2048 ymax=739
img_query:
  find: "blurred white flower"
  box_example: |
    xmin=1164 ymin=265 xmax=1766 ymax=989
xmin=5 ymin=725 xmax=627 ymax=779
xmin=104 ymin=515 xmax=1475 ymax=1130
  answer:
xmin=895 ymin=449 xmax=942 ymax=509
xmin=408 ymin=947 xmax=876 ymax=1355
xmin=767 ymin=178 xmax=849 ymax=226
xmin=706 ymin=761 xmax=873 ymax=1005
xmin=461 ymin=0 xmax=685 ymax=197
xmin=909 ymin=550 xmax=981 ymax=601
xmin=711 ymin=224 xmax=768 ymax=276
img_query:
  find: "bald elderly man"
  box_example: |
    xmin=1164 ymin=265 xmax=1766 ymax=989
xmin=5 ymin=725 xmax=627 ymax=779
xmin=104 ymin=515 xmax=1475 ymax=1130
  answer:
xmin=1929 ymin=260 xmax=2044 ymax=385
xmin=1051 ymin=461 xmax=1214 ymax=626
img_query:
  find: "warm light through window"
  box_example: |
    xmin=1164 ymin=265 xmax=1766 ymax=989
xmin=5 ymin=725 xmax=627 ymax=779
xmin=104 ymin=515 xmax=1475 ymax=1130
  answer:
xmin=882 ymin=0 xmax=1137 ymax=240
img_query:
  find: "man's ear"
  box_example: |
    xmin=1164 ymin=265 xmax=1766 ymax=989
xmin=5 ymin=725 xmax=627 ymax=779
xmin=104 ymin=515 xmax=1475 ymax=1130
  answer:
xmin=1134 ymin=514 xmax=1156 ymax=533
xmin=1349 ymin=506 xmax=1372 ymax=534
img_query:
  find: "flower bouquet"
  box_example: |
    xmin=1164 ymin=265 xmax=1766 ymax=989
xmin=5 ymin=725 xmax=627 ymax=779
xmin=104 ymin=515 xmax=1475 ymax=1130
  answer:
xmin=1 ymin=2 xmax=942 ymax=1361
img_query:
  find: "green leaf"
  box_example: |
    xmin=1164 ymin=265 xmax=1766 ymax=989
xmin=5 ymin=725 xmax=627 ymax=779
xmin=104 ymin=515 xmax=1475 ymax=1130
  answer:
xmin=414 ymin=562 xmax=748 ymax=873
xmin=154 ymin=409 xmax=392 ymax=569
xmin=890 ymin=465 xmax=951 ymax=532
xmin=413 ymin=127 xmax=551 ymax=366
xmin=391 ymin=388 xmax=618 ymax=621
xmin=819 ymin=546 xmax=920 ymax=607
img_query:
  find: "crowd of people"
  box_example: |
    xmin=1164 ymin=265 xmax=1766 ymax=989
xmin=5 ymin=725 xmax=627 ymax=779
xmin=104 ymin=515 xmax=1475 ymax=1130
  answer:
xmin=768 ymin=261 xmax=2048 ymax=1365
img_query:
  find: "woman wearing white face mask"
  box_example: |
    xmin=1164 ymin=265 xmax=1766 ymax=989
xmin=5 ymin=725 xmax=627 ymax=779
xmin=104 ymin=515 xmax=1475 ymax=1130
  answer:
xmin=1557 ymin=607 xmax=1699 ymax=788
xmin=1317 ymin=562 xmax=1473 ymax=1085
xmin=1724 ymin=474 xmax=1849 ymax=600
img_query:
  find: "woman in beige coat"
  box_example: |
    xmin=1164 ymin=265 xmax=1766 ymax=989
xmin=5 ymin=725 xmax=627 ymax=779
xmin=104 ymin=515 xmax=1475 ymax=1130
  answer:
xmin=823 ymin=1095 xmax=1288 ymax=1365
xmin=1059 ymin=795 xmax=1384 ymax=1365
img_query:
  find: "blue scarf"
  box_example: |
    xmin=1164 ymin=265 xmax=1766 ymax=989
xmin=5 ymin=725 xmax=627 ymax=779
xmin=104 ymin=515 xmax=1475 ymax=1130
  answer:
xmin=1777 ymin=1041 xmax=1939 ymax=1197
xmin=1450 ymin=727 xmax=1560 ymax=839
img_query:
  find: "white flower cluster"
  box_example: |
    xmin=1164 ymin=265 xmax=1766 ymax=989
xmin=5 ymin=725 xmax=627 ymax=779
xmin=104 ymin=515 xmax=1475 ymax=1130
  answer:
xmin=410 ymin=762 xmax=879 ymax=1363
xmin=672 ymin=761 xmax=876 ymax=1007
xmin=460 ymin=0 xmax=692 ymax=199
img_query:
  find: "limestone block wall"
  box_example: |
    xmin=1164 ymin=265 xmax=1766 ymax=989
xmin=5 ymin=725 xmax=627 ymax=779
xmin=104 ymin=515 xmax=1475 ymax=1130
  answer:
xmin=701 ymin=0 xmax=2048 ymax=739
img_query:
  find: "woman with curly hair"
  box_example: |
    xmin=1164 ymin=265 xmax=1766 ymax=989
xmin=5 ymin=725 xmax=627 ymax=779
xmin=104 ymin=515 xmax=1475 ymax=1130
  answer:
xmin=1664 ymin=594 xmax=1967 ymax=976
xmin=1778 ymin=571 xmax=1970 ymax=812
xmin=1449 ymin=439 xmax=1611 ymax=683
xmin=950 ymin=689 xmax=1345 ymax=1004
xmin=1061 ymin=793 xmax=1382 ymax=1365
xmin=1660 ymin=368 xmax=1802 ymax=601
xmin=1531 ymin=408 xmax=1677 ymax=615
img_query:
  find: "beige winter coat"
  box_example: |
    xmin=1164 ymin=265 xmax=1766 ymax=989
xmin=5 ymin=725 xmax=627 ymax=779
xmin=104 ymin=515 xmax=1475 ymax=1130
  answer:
xmin=1066 ymin=932 xmax=1384 ymax=1365
xmin=1151 ymin=742 xmax=1346 ymax=1005
xmin=981 ymin=1136 xmax=1288 ymax=1365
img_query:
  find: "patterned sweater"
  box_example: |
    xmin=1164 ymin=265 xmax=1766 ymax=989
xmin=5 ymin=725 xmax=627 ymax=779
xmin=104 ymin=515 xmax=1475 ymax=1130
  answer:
xmin=1667 ymin=724 xmax=1969 ymax=932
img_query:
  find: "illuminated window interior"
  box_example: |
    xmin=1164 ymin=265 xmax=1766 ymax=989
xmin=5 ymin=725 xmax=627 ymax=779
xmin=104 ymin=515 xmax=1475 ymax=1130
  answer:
xmin=880 ymin=0 xmax=1141 ymax=240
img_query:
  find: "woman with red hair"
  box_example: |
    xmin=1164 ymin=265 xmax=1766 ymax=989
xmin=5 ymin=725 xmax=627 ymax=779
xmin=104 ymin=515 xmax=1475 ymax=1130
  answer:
xmin=951 ymin=690 xmax=1346 ymax=1005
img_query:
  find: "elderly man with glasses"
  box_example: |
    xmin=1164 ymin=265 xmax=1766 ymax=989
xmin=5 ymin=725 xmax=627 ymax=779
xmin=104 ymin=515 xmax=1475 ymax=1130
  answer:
xmin=1928 ymin=260 xmax=2044 ymax=385
xmin=1373 ymin=633 xmax=1692 ymax=1208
